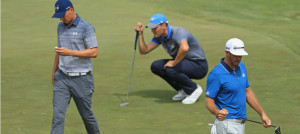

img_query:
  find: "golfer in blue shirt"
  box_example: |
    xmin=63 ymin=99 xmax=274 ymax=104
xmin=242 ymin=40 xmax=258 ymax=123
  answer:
xmin=205 ymin=38 xmax=271 ymax=134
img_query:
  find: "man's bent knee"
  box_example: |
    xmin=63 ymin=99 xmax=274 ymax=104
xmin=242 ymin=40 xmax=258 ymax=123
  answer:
xmin=150 ymin=60 xmax=165 ymax=74
xmin=165 ymin=67 xmax=177 ymax=77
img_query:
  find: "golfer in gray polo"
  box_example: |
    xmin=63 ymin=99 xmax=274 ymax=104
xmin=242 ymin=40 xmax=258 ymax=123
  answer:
xmin=51 ymin=0 xmax=100 ymax=134
xmin=134 ymin=13 xmax=208 ymax=104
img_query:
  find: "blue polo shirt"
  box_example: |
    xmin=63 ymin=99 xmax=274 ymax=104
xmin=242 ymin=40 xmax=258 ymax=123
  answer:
xmin=151 ymin=25 xmax=206 ymax=61
xmin=57 ymin=15 xmax=98 ymax=73
xmin=206 ymin=58 xmax=249 ymax=119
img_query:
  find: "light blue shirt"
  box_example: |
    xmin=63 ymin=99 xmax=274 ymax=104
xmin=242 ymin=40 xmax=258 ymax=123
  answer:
xmin=206 ymin=58 xmax=249 ymax=119
xmin=57 ymin=15 xmax=98 ymax=73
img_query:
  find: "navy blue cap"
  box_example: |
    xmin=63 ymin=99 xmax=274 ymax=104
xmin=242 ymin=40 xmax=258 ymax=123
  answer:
xmin=52 ymin=0 xmax=73 ymax=18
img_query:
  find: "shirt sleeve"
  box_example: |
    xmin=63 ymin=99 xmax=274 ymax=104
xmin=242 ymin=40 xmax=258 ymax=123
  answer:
xmin=57 ymin=23 xmax=62 ymax=47
xmin=245 ymin=70 xmax=250 ymax=88
xmin=151 ymin=37 xmax=161 ymax=45
xmin=206 ymin=72 xmax=221 ymax=98
xmin=83 ymin=24 xmax=98 ymax=49
xmin=174 ymin=29 xmax=189 ymax=45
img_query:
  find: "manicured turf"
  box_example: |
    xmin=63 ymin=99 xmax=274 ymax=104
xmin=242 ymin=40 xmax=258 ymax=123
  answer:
xmin=2 ymin=0 xmax=300 ymax=133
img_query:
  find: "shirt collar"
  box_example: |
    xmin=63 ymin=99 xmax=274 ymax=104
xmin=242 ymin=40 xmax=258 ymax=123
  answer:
xmin=72 ymin=14 xmax=80 ymax=26
xmin=162 ymin=25 xmax=172 ymax=40
xmin=220 ymin=58 xmax=240 ymax=73
xmin=64 ymin=14 xmax=80 ymax=26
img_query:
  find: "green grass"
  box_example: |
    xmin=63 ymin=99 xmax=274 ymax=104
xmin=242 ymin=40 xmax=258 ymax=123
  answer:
xmin=2 ymin=0 xmax=300 ymax=133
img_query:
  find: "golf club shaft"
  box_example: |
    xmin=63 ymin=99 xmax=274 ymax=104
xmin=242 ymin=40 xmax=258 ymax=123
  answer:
xmin=125 ymin=49 xmax=136 ymax=100
xmin=246 ymin=119 xmax=277 ymax=128
xmin=125 ymin=31 xmax=139 ymax=101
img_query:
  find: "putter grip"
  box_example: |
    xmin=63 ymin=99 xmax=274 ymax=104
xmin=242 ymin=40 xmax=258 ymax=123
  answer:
xmin=134 ymin=31 xmax=139 ymax=50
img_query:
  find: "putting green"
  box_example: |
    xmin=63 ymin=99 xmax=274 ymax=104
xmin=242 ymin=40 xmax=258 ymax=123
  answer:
xmin=2 ymin=0 xmax=299 ymax=134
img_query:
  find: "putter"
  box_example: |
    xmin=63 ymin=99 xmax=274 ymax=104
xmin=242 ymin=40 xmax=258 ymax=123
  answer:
xmin=120 ymin=31 xmax=139 ymax=107
xmin=246 ymin=119 xmax=281 ymax=134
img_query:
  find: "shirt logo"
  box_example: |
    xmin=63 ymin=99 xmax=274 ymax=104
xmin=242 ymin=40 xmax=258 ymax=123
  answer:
xmin=170 ymin=44 xmax=175 ymax=49
xmin=242 ymin=73 xmax=246 ymax=77
xmin=206 ymin=91 xmax=209 ymax=95
xmin=55 ymin=5 xmax=59 ymax=11
xmin=73 ymin=32 xmax=78 ymax=35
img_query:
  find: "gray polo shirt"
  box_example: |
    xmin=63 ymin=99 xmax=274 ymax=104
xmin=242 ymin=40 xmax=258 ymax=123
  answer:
xmin=57 ymin=15 xmax=98 ymax=73
xmin=152 ymin=25 xmax=206 ymax=60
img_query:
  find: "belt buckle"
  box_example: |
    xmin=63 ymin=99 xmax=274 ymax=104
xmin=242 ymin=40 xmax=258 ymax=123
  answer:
xmin=68 ymin=72 xmax=87 ymax=76
xmin=67 ymin=72 xmax=79 ymax=76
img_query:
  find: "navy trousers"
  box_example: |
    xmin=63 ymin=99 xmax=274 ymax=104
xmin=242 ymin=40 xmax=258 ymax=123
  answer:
xmin=150 ymin=59 xmax=208 ymax=95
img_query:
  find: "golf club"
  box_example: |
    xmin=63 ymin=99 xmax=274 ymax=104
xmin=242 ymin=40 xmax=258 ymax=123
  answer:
xmin=246 ymin=119 xmax=281 ymax=134
xmin=120 ymin=31 xmax=139 ymax=107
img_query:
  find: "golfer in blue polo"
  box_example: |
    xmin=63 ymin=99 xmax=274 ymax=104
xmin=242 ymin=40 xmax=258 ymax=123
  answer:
xmin=134 ymin=13 xmax=208 ymax=104
xmin=205 ymin=38 xmax=272 ymax=134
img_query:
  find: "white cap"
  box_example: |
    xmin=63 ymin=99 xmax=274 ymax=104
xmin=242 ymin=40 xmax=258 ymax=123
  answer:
xmin=225 ymin=38 xmax=248 ymax=56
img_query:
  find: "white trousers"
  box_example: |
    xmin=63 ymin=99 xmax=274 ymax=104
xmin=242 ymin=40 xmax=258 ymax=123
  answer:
xmin=211 ymin=119 xmax=245 ymax=134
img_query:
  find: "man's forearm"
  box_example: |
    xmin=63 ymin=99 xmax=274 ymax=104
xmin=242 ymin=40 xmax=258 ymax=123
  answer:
xmin=52 ymin=53 xmax=59 ymax=73
xmin=70 ymin=48 xmax=98 ymax=58
xmin=205 ymin=97 xmax=219 ymax=116
xmin=246 ymin=87 xmax=265 ymax=116
xmin=173 ymin=40 xmax=189 ymax=65
xmin=137 ymin=32 xmax=149 ymax=54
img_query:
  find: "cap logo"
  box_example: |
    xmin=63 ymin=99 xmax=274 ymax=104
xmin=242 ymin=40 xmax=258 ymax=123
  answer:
xmin=55 ymin=5 xmax=59 ymax=11
xmin=234 ymin=47 xmax=244 ymax=50
xmin=150 ymin=17 xmax=156 ymax=21
xmin=55 ymin=5 xmax=71 ymax=12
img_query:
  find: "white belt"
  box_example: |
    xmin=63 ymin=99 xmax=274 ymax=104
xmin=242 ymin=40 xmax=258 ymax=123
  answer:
xmin=61 ymin=70 xmax=89 ymax=76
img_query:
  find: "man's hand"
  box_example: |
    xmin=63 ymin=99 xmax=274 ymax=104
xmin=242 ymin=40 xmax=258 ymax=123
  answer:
xmin=55 ymin=47 xmax=73 ymax=56
xmin=216 ymin=108 xmax=228 ymax=121
xmin=135 ymin=22 xmax=144 ymax=32
xmin=164 ymin=60 xmax=176 ymax=68
xmin=261 ymin=114 xmax=272 ymax=128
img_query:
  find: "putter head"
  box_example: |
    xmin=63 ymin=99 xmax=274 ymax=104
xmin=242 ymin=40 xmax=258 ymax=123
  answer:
xmin=275 ymin=126 xmax=281 ymax=134
xmin=120 ymin=102 xmax=129 ymax=107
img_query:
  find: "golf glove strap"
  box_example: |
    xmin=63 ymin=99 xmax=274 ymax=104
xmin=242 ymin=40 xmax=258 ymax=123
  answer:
xmin=208 ymin=123 xmax=217 ymax=134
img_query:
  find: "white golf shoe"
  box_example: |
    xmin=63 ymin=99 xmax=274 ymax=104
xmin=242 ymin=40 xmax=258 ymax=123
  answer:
xmin=172 ymin=89 xmax=187 ymax=101
xmin=182 ymin=85 xmax=203 ymax=104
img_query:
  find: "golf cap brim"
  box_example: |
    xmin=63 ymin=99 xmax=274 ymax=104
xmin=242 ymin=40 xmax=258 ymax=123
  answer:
xmin=229 ymin=50 xmax=248 ymax=56
xmin=52 ymin=11 xmax=66 ymax=18
xmin=146 ymin=23 xmax=160 ymax=29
